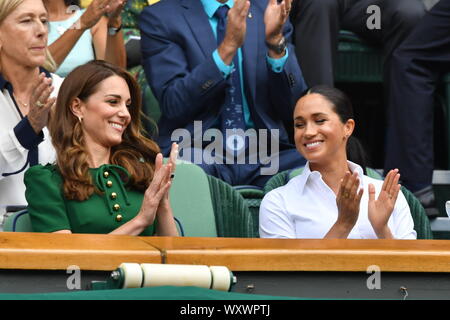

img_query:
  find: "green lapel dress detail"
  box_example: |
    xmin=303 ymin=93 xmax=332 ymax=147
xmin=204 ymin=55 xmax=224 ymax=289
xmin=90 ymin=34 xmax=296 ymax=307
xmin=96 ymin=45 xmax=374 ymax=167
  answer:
xmin=25 ymin=164 xmax=155 ymax=235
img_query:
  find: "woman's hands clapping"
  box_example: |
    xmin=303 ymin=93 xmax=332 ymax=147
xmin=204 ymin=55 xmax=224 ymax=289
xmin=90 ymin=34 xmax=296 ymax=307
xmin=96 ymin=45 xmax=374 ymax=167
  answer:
xmin=325 ymin=171 xmax=363 ymax=238
xmin=27 ymin=73 xmax=56 ymax=134
xmin=368 ymin=169 xmax=400 ymax=239
xmin=79 ymin=0 xmax=127 ymax=30
xmin=136 ymin=143 xmax=179 ymax=228
xmin=326 ymin=169 xmax=399 ymax=239
xmin=136 ymin=153 xmax=172 ymax=228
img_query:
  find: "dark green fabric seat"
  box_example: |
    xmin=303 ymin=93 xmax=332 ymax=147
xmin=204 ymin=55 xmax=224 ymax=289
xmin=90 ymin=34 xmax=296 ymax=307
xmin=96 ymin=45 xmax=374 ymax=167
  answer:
xmin=263 ymin=167 xmax=433 ymax=240
xmin=233 ymin=186 xmax=265 ymax=238
xmin=208 ymin=177 xmax=254 ymax=238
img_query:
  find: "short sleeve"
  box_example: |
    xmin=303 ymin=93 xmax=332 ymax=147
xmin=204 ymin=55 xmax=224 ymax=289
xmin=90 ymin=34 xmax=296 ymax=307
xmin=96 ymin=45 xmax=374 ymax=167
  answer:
xmin=24 ymin=165 xmax=71 ymax=232
xmin=259 ymin=189 xmax=296 ymax=239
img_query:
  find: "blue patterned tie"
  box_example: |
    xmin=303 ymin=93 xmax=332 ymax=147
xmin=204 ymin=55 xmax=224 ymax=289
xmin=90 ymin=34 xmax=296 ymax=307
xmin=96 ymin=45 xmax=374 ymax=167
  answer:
xmin=214 ymin=5 xmax=246 ymax=143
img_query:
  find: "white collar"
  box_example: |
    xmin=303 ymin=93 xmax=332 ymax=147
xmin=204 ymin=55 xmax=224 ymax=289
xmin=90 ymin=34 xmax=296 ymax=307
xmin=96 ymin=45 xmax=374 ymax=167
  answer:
xmin=294 ymin=160 xmax=365 ymax=195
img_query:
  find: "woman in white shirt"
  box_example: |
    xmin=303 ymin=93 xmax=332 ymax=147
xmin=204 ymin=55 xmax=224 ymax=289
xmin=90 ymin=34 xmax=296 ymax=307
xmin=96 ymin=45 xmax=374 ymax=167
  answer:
xmin=259 ymin=86 xmax=417 ymax=239
xmin=0 ymin=0 xmax=63 ymax=228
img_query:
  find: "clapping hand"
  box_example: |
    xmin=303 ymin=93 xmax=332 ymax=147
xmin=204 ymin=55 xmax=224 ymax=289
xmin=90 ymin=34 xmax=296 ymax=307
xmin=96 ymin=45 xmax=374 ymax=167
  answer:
xmin=335 ymin=171 xmax=364 ymax=230
xmin=108 ymin=0 xmax=127 ymax=21
xmin=136 ymin=153 xmax=173 ymax=227
xmin=224 ymin=0 xmax=250 ymax=49
xmin=27 ymin=73 xmax=56 ymax=134
xmin=79 ymin=0 xmax=111 ymax=30
xmin=264 ymin=0 xmax=292 ymax=45
xmin=368 ymin=169 xmax=400 ymax=238
xmin=161 ymin=143 xmax=178 ymax=204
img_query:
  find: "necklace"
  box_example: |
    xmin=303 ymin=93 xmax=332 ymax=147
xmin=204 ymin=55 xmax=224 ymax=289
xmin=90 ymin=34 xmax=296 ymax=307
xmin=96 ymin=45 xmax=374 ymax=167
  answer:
xmin=14 ymin=95 xmax=29 ymax=108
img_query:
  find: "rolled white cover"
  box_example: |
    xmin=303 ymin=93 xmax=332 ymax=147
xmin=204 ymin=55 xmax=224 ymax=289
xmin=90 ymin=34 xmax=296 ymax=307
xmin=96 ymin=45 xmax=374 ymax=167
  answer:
xmin=119 ymin=263 xmax=143 ymax=289
xmin=209 ymin=266 xmax=232 ymax=291
xmin=141 ymin=263 xmax=212 ymax=288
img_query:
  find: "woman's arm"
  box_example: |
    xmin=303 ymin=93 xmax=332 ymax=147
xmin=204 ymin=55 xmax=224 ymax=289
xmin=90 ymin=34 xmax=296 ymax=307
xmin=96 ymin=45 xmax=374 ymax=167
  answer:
xmin=91 ymin=0 xmax=127 ymax=68
xmin=91 ymin=17 xmax=126 ymax=68
xmin=48 ymin=0 xmax=109 ymax=67
xmin=153 ymin=199 xmax=179 ymax=236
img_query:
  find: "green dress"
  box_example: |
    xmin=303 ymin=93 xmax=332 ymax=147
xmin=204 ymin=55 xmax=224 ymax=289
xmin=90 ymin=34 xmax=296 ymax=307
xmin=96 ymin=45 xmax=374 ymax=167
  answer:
xmin=24 ymin=164 xmax=155 ymax=235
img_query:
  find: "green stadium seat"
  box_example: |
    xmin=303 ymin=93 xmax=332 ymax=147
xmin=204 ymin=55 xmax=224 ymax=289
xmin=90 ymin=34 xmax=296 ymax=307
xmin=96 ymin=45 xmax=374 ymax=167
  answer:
xmin=336 ymin=30 xmax=383 ymax=83
xmin=3 ymin=209 xmax=32 ymax=232
xmin=263 ymin=167 xmax=433 ymax=239
xmin=233 ymin=186 xmax=265 ymax=238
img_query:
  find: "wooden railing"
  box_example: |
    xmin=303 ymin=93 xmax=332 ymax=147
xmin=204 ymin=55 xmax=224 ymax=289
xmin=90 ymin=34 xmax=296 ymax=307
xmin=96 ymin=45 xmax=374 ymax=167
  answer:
xmin=2 ymin=233 xmax=450 ymax=272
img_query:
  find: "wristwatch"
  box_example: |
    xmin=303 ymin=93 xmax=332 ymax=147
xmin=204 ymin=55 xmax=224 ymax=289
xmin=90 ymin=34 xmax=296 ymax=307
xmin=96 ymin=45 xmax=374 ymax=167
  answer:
xmin=266 ymin=37 xmax=287 ymax=55
xmin=108 ymin=24 xmax=122 ymax=36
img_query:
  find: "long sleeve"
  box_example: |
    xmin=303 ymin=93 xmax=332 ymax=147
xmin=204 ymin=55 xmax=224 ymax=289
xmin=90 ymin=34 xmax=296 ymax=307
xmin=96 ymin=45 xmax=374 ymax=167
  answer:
xmin=139 ymin=8 xmax=228 ymax=123
xmin=266 ymin=21 xmax=308 ymax=125
xmin=0 ymin=118 xmax=37 ymax=180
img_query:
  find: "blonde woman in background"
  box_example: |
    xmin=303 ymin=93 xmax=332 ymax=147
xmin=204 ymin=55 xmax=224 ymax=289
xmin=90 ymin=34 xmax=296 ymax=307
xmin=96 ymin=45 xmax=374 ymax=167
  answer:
xmin=0 ymin=0 xmax=64 ymax=229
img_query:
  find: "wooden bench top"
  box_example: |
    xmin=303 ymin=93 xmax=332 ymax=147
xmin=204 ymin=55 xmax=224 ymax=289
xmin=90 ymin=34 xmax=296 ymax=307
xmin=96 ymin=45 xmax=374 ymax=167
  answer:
xmin=141 ymin=237 xmax=450 ymax=272
xmin=0 ymin=232 xmax=161 ymax=271
xmin=2 ymin=233 xmax=450 ymax=272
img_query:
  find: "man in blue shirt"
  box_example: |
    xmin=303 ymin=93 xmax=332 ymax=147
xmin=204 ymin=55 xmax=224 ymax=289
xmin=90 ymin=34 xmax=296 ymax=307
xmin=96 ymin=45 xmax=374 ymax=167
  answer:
xmin=140 ymin=0 xmax=307 ymax=187
xmin=140 ymin=0 xmax=306 ymax=186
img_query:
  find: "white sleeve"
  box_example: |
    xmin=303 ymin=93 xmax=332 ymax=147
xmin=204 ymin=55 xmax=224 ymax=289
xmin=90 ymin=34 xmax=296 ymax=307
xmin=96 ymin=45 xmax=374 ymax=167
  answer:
xmin=259 ymin=189 xmax=297 ymax=239
xmin=0 ymin=73 xmax=62 ymax=180
xmin=391 ymin=191 xmax=417 ymax=239
xmin=0 ymin=124 xmax=32 ymax=180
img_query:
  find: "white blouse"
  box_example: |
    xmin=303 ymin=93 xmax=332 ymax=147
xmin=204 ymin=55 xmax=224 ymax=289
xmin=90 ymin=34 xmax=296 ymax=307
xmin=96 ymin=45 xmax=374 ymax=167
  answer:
xmin=0 ymin=72 xmax=63 ymax=227
xmin=259 ymin=161 xmax=417 ymax=239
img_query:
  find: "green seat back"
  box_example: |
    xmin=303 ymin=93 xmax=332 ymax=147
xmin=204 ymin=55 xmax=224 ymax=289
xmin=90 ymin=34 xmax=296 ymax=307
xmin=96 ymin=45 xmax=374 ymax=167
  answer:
xmin=169 ymin=162 xmax=217 ymax=237
xmin=336 ymin=30 xmax=383 ymax=83
xmin=3 ymin=210 xmax=32 ymax=232
xmin=263 ymin=167 xmax=432 ymax=239
xmin=233 ymin=186 xmax=264 ymax=238
xmin=400 ymin=187 xmax=433 ymax=239
xmin=207 ymin=176 xmax=254 ymax=238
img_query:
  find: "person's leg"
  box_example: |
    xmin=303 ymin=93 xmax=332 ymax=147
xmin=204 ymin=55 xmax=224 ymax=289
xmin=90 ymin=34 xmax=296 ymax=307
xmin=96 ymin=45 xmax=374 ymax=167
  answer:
xmin=177 ymin=147 xmax=235 ymax=185
xmin=341 ymin=0 xmax=425 ymax=56
xmin=290 ymin=0 xmax=348 ymax=87
xmin=384 ymin=0 xmax=450 ymax=216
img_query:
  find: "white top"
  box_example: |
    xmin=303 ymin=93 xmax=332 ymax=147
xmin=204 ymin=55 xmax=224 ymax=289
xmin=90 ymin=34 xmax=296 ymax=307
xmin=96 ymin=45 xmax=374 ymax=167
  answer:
xmin=259 ymin=161 xmax=417 ymax=239
xmin=0 ymin=72 xmax=63 ymax=228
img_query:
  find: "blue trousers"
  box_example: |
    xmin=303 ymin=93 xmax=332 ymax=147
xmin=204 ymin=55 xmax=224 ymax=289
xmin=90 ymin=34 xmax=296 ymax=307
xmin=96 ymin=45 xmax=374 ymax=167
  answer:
xmin=384 ymin=0 xmax=450 ymax=191
xmin=180 ymin=147 xmax=305 ymax=188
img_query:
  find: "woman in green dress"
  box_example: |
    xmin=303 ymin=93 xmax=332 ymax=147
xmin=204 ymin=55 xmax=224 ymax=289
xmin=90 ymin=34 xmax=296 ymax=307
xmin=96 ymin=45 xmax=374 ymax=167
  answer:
xmin=25 ymin=60 xmax=179 ymax=236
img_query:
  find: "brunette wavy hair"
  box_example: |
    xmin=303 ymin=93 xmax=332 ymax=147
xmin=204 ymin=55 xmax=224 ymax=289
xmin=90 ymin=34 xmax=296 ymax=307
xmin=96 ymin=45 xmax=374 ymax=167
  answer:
xmin=49 ymin=60 xmax=160 ymax=201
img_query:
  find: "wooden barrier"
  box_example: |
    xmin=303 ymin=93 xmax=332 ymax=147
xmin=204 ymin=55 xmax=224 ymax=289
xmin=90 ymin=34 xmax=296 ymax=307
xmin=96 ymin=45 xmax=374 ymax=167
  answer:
xmin=2 ymin=233 xmax=450 ymax=272
xmin=0 ymin=232 xmax=161 ymax=271
xmin=140 ymin=237 xmax=450 ymax=272
xmin=2 ymin=234 xmax=450 ymax=298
